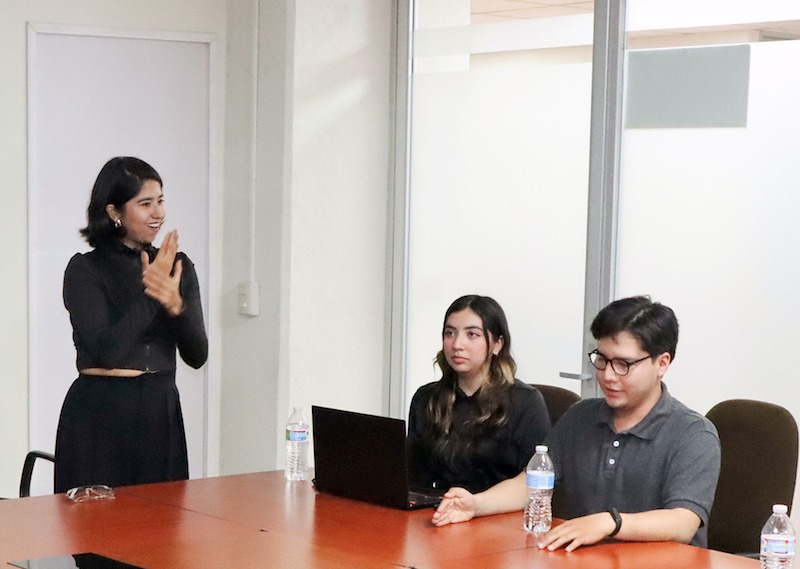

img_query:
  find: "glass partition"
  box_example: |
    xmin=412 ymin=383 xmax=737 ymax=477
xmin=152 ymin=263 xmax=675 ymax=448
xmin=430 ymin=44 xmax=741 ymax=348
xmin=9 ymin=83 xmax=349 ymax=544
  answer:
xmin=404 ymin=1 xmax=596 ymax=408
xmin=617 ymin=0 xmax=800 ymax=517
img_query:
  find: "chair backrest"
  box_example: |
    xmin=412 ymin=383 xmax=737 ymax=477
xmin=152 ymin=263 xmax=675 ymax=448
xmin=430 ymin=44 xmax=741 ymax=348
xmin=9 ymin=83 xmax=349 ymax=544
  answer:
xmin=20 ymin=450 xmax=55 ymax=498
xmin=706 ymin=399 xmax=798 ymax=555
xmin=530 ymin=384 xmax=581 ymax=427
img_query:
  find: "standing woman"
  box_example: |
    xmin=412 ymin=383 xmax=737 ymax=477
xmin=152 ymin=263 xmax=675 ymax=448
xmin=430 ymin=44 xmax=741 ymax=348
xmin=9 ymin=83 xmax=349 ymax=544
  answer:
xmin=408 ymin=295 xmax=550 ymax=494
xmin=55 ymin=157 xmax=208 ymax=493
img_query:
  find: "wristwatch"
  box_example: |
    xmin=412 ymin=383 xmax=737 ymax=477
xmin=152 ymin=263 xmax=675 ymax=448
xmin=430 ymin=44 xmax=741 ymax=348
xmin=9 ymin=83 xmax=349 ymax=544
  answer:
xmin=608 ymin=507 xmax=623 ymax=537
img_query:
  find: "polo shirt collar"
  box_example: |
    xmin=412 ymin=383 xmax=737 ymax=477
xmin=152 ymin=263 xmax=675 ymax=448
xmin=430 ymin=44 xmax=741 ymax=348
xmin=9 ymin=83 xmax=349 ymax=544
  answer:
xmin=596 ymin=382 xmax=673 ymax=440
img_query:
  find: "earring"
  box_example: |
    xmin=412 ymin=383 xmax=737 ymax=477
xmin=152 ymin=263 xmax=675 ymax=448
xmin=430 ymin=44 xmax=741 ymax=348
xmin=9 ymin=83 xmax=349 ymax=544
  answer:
xmin=113 ymin=218 xmax=122 ymax=228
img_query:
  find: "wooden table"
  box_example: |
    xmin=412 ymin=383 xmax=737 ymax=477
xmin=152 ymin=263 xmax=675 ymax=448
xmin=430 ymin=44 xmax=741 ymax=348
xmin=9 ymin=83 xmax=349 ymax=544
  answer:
xmin=0 ymin=471 xmax=759 ymax=569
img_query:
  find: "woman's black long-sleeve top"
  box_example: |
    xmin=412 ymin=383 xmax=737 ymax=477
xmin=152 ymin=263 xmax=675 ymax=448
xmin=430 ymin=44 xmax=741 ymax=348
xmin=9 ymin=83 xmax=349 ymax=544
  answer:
xmin=63 ymin=242 xmax=208 ymax=372
xmin=407 ymin=379 xmax=550 ymax=494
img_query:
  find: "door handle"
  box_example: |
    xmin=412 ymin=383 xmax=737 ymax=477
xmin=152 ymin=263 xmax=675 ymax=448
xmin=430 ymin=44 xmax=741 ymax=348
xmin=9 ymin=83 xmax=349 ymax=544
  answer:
xmin=559 ymin=372 xmax=593 ymax=381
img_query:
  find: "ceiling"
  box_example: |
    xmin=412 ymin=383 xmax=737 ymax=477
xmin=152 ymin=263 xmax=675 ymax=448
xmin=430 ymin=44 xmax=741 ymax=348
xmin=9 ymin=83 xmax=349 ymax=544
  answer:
xmin=471 ymin=0 xmax=594 ymax=24
xmin=470 ymin=0 xmax=800 ymax=41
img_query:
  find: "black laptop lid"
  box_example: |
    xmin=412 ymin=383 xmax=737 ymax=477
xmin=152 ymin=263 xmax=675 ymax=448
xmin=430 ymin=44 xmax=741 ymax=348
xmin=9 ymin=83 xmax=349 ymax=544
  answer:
xmin=312 ymin=405 xmax=411 ymax=509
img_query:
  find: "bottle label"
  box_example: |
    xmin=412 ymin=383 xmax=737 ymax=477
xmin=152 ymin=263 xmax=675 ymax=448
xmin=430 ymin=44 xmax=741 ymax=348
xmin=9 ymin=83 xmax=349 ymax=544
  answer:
xmin=286 ymin=428 xmax=308 ymax=442
xmin=761 ymin=535 xmax=796 ymax=556
xmin=526 ymin=470 xmax=554 ymax=490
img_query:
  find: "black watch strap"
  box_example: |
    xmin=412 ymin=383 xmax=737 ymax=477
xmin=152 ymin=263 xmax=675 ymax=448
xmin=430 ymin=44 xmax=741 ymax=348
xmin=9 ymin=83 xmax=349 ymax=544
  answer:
xmin=608 ymin=507 xmax=622 ymax=537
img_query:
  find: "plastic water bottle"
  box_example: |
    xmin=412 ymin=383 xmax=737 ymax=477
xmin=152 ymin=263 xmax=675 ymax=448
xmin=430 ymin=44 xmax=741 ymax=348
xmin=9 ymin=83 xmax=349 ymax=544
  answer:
xmin=761 ymin=504 xmax=796 ymax=569
xmin=523 ymin=445 xmax=554 ymax=538
xmin=284 ymin=407 xmax=309 ymax=481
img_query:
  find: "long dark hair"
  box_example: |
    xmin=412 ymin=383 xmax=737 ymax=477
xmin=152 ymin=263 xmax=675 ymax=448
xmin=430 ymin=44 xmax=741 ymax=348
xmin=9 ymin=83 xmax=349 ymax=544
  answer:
xmin=80 ymin=157 xmax=162 ymax=248
xmin=426 ymin=295 xmax=517 ymax=437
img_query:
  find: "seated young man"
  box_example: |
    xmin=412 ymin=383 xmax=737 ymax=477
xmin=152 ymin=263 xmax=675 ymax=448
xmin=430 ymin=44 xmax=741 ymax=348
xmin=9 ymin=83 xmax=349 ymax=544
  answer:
xmin=431 ymin=296 xmax=721 ymax=551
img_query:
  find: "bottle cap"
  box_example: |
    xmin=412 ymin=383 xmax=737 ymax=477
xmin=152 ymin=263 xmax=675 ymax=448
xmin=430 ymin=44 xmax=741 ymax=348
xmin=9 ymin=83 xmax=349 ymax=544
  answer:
xmin=535 ymin=445 xmax=548 ymax=453
xmin=773 ymin=504 xmax=788 ymax=515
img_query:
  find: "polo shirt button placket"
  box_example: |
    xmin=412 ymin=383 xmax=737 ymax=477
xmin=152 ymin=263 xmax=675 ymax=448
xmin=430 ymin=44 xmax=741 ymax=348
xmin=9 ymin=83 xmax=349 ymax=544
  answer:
xmin=607 ymin=439 xmax=621 ymax=467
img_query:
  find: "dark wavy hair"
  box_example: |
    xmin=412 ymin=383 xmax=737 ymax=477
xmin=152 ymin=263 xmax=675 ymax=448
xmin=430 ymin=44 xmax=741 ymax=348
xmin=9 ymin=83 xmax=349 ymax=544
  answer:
xmin=590 ymin=295 xmax=679 ymax=361
xmin=426 ymin=295 xmax=517 ymax=437
xmin=80 ymin=157 xmax=162 ymax=248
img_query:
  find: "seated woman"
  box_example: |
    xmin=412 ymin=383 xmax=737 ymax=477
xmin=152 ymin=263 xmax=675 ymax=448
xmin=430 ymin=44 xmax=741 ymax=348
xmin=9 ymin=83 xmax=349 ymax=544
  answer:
xmin=408 ymin=295 xmax=550 ymax=494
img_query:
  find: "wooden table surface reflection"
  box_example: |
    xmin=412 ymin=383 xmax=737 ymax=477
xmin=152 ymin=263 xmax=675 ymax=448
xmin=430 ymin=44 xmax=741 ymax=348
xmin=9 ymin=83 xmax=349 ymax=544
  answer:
xmin=0 ymin=470 xmax=759 ymax=569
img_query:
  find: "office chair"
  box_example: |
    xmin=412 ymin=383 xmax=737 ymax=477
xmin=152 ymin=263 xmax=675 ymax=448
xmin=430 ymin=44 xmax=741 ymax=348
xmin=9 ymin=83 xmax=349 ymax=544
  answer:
xmin=706 ymin=399 xmax=798 ymax=555
xmin=530 ymin=384 xmax=581 ymax=426
xmin=19 ymin=450 xmax=55 ymax=498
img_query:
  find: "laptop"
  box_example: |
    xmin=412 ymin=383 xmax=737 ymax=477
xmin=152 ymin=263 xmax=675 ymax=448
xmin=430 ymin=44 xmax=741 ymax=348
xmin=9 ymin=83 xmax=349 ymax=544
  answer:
xmin=311 ymin=405 xmax=443 ymax=510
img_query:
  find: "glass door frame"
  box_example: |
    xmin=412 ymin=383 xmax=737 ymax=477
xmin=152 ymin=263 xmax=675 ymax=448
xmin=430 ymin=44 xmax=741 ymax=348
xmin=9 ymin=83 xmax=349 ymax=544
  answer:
xmin=580 ymin=0 xmax=626 ymax=397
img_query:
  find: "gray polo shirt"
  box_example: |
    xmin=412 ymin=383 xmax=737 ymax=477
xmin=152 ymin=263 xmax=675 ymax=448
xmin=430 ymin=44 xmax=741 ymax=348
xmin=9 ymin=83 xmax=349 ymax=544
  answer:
xmin=544 ymin=383 xmax=720 ymax=547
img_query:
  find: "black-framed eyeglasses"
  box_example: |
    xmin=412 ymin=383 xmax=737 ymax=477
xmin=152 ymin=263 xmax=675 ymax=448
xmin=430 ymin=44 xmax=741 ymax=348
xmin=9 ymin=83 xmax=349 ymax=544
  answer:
xmin=588 ymin=350 xmax=651 ymax=376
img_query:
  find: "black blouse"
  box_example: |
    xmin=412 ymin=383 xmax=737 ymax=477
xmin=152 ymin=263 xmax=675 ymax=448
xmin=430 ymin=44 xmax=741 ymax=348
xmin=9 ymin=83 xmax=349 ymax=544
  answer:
xmin=407 ymin=379 xmax=550 ymax=494
xmin=63 ymin=242 xmax=208 ymax=372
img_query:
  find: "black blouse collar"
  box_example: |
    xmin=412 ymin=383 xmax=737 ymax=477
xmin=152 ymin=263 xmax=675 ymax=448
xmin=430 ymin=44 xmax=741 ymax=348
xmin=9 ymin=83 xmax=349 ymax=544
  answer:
xmin=99 ymin=240 xmax=157 ymax=259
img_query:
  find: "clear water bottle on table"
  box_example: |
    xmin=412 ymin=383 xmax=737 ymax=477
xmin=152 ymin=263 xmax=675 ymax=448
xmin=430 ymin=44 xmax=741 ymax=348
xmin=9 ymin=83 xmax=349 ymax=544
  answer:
xmin=285 ymin=406 xmax=309 ymax=481
xmin=761 ymin=504 xmax=796 ymax=569
xmin=523 ymin=444 xmax=554 ymax=539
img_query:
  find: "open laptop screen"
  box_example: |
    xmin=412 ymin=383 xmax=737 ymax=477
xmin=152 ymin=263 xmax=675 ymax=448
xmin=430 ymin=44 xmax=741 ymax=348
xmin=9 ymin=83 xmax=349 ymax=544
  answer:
xmin=311 ymin=406 xmax=440 ymax=510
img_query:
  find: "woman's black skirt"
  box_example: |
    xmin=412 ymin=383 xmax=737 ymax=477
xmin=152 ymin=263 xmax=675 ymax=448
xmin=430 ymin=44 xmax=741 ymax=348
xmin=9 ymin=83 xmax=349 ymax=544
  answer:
xmin=54 ymin=370 xmax=189 ymax=493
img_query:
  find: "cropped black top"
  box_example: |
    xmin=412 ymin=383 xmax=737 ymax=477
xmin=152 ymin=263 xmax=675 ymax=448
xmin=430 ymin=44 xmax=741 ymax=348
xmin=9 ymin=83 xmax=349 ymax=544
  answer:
xmin=63 ymin=242 xmax=208 ymax=372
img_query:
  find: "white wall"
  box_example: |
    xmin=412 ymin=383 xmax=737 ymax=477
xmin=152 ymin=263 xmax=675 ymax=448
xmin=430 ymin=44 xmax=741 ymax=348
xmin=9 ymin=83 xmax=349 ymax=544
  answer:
xmin=282 ymin=0 xmax=393 ymax=459
xmin=219 ymin=0 xmax=393 ymax=474
xmin=219 ymin=0 xmax=288 ymax=475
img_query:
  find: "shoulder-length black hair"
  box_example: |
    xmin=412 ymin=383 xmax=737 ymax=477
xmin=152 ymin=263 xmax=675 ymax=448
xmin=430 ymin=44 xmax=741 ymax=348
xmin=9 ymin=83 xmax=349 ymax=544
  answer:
xmin=80 ymin=157 xmax=162 ymax=248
